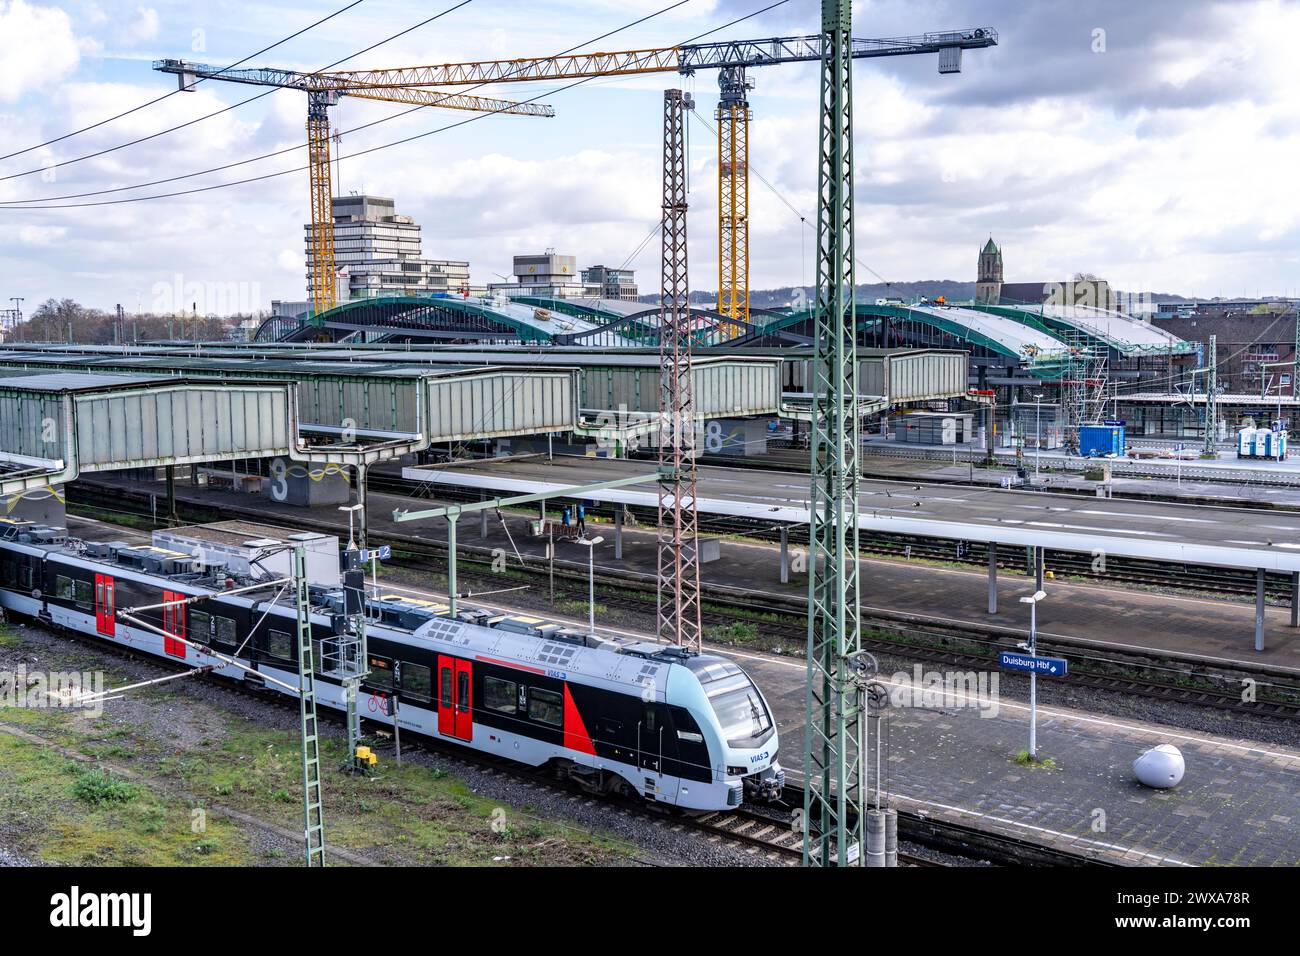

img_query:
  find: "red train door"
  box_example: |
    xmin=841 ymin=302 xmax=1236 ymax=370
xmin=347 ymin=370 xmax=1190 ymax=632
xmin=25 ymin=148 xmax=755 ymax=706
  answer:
xmin=93 ymin=574 xmax=114 ymax=637
xmin=162 ymin=590 xmax=186 ymax=659
xmin=437 ymin=655 xmax=472 ymax=741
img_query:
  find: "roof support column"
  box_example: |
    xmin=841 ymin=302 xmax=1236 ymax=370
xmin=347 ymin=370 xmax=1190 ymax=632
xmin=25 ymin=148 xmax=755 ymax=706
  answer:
xmin=1290 ymin=571 xmax=1298 ymax=628
xmin=355 ymin=462 xmax=368 ymax=552
xmin=780 ymin=526 xmax=790 ymax=584
xmin=1256 ymin=568 xmax=1266 ymax=651
xmin=447 ymin=515 xmax=458 ymax=617
xmin=987 ymin=543 xmax=998 ymax=615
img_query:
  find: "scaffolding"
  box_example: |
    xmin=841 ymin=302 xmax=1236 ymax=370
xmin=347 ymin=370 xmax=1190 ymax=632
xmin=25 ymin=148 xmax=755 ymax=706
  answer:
xmin=1060 ymin=327 xmax=1111 ymax=451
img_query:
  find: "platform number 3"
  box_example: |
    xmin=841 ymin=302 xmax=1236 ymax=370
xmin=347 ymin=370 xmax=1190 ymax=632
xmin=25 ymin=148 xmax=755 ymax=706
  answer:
xmin=270 ymin=458 xmax=288 ymax=502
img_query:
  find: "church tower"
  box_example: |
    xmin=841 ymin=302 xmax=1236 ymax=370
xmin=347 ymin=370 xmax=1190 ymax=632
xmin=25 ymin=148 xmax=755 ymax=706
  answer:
xmin=976 ymin=237 xmax=1003 ymax=304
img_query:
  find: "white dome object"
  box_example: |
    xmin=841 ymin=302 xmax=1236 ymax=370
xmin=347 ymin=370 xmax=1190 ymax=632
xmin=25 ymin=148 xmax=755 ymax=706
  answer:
xmin=1133 ymin=744 xmax=1185 ymax=789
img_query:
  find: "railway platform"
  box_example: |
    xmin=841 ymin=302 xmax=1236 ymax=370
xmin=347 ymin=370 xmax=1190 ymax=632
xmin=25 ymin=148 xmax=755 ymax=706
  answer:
xmin=75 ymin=471 xmax=1300 ymax=672
xmin=738 ymin=642 xmax=1300 ymax=866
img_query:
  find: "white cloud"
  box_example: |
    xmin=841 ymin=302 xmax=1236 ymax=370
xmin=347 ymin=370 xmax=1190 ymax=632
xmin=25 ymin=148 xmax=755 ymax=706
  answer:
xmin=0 ymin=0 xmax=82 ymax=103
xmin=17 ymin=224 xmax=64 ymax=245
xmin=118 ymin=6 xmax=159 ymax=45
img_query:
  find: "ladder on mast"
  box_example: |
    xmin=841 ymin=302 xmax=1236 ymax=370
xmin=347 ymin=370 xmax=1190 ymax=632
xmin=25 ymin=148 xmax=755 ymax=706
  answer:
xmin=294 ymin=545 xmax=326 ymax=867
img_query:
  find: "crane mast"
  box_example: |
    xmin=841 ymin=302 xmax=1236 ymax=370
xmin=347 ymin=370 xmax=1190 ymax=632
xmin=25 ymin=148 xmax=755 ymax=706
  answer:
xmin=717 ymin=67 xmax=752 ymax=328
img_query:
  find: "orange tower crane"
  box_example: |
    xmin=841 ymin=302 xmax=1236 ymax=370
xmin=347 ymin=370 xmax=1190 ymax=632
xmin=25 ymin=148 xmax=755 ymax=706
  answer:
xmin=154 ymin=59 xmax=555 ymax=319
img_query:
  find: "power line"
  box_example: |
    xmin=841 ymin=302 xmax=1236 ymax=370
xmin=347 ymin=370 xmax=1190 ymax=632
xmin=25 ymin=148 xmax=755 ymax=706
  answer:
xmin=1 ymin=0 xmax=785 ymax=211
xmin=0 ymin=0 xmax=367 ymax=164
xmin=1 ymin=0 xmax=688 ymax=207
xmin=0 ymin=0 xmax=474 ymax=185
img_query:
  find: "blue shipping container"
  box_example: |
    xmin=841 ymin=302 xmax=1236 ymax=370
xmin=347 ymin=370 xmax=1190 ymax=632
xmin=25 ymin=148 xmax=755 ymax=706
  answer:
xmin=1079 ymin=424 xmax=1125 ymax=457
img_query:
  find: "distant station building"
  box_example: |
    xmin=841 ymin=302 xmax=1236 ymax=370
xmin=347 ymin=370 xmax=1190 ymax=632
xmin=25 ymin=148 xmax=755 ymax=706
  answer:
xmin=488 ymin=252 xmax=637 ymax=301
xmin=305 ymin=195 xmax=470 ymax=303
xmin=581 ymin=264 xmax=639 ymax=300
xmin=488 ymin=251 xmax=584 ymax=298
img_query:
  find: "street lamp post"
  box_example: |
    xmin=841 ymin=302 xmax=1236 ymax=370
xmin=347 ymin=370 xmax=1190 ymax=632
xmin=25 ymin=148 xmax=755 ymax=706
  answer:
xmin=1019 ymin=589 xmax=1047 ymax=760
xmin=577 ymin=536 xmax=604 ymax=637
xmin=339 ymin=503 xmax=362 ymax=552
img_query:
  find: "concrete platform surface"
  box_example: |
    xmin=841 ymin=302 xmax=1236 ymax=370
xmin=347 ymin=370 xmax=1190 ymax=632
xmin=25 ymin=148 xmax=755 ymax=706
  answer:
xmin=405 ymin=456 xmax=1300 ymax=573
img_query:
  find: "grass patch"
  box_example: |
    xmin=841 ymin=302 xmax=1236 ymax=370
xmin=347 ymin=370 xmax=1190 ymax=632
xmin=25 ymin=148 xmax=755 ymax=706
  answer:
xmin=556 ymin=599 xmax=608 ymax=618
xmin=72 ymin=766 xmax=140 ymax=805
xmin=0 ymin=628 xmax=21 ymax=648
xmin=706 ymin=621 xmax=760 ymax=644
xmin=198 ymin=717 xmax=629 ymax=866
xmin=1013 ymin=750 xmax=1058 ymax=770
xmin=0 ymin=734 xmax=250 ymax=866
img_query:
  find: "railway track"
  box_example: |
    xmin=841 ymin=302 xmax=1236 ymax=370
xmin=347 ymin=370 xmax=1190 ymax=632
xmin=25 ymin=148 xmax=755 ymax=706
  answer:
xmin=66 ymin=481 xmax=1300 ymax=720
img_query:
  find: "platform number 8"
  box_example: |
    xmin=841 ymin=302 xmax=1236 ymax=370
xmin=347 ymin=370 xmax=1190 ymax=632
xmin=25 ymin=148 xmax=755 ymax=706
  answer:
xmin=705 ymin=420 xmax=724 ymax=454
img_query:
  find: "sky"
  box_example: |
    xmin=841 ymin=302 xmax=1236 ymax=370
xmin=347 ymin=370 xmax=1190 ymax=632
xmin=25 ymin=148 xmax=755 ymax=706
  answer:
xmin=1 ymin=0 xmax=1299 ymax=313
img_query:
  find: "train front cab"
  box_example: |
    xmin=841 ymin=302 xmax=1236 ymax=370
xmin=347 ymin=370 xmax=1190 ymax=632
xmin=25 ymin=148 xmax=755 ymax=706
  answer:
xmin=676 ymin=656 xmax=784 ymax=808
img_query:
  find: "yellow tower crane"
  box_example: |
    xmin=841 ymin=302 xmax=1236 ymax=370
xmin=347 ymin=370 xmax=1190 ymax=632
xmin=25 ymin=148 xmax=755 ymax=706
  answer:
xmin=154 ymin=59 xmax=555 ymax=319
xmin=318 ymin=29 xmax=997 ymax=328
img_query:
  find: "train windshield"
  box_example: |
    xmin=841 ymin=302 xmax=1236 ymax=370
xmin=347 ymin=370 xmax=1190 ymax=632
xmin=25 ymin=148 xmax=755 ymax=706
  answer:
xmin=687 ymin=658 xmax=774 ymax=748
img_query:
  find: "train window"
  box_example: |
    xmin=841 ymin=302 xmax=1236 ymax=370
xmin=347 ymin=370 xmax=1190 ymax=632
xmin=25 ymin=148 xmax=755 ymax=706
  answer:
xmin=456 ymin=671 xmax=469 ymax=714
xmin=55 ymin=576 xmax=73 ymax=600
xmin=189 ymin=610 xmax=212 ymax=645
xmin=483 ymin=676 xmax=516 ymax=714
xmin=19 ymin=566 xmax=32 ymax=590
xmin=367 ymin=655 xmax=394 ymax=691
xmin=644 ymin=707 xmax=658 ymax=734
xmin=441 ymin=667 xmax=452 ymax=708
xmin=528 ymin=688 xmax=562 ymax=727
xmin=74 ymin=580 xmax=93 ymax=608
xmin=400 ymin=662 xmax=432 ymax=702
xmin=264 ymin=629 xmax=294 ymax=662
xmin=214 ymin=616 xmax=237 ymax=651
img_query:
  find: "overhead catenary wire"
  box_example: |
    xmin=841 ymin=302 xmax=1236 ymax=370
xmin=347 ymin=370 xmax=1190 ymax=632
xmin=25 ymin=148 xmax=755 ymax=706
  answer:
xmin=0 ymin=0 xmax=368 ymax=164
xmin=0 ymin=0 xmax=691 ymax=206
xmin=0 ymin=0 xmax=476 ymax=187
xmin=0 ymin=0 xmax=792 ymax=211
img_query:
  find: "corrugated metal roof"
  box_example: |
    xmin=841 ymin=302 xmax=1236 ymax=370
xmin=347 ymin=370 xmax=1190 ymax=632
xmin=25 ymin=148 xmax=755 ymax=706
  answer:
xmin=0 ymin=370 xmax=174 ymax=392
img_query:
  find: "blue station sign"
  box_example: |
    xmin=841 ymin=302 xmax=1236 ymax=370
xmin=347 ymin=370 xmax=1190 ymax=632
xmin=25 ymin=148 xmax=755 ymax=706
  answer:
xmin=998 ymin=651 xmax=1068 ymax=677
